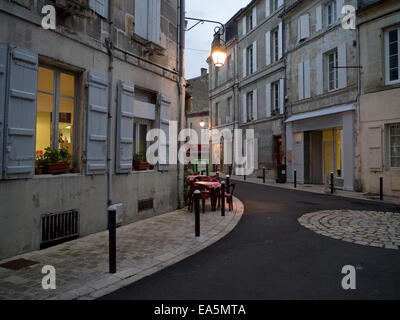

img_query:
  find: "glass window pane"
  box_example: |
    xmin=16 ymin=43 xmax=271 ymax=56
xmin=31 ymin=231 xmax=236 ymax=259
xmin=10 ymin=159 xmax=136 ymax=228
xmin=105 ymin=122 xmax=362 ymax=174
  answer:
xmin=139 ymin=124 xmax=148 ymax=154
xmin=38 ymin=67 xmax=54 ymax=93
xmin=389 ymin=30 xmax=398 ymax=43
xmin=58 ymin=97 xmax=74 ymax=156
xmin=60 ymin=73 xmax=75 ymax=97
xmin=36 ymin=92 xmax=53 ymax=155
xmin=390 ymin=68 xmax=399 ymax=81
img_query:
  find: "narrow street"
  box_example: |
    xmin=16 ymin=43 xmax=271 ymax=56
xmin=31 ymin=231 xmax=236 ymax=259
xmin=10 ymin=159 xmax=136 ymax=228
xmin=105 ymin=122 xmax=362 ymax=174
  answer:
xmin=102 ymin=182 xmax=400 ymax=300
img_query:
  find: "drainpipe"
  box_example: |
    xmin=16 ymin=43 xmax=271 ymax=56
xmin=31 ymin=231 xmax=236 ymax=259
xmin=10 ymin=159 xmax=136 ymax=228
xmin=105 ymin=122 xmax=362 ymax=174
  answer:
xmin=106 ymin=5 xmax=114 ymax=207
xmin=177 ymin=0 xmax=185 ymax=208
xmin=355 ymin=0 xmax=361 ymax=191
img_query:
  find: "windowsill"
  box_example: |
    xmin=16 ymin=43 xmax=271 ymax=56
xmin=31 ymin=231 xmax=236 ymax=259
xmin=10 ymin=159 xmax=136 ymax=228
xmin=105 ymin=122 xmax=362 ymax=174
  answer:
xmin=33 ymin=173 xmax=81 ymax=179
xmin=131 ymin=169 xmax=157 ymax=174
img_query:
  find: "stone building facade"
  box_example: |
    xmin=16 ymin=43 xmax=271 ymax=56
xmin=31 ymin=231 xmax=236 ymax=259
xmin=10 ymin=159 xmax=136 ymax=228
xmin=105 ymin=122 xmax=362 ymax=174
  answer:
xmin=283 ymin=0 xmax=359 ymax=191
xmin=357 ymin=0 xmax=400 ymax=197
xmin=0 ymin=0 xmax=184 ymax=259
xmin=185 ymin=68 xmax=210 ymax=167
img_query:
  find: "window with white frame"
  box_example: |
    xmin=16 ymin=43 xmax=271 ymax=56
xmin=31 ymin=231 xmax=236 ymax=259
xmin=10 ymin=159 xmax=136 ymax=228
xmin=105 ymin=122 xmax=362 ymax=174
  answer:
xmin=133 ymin=119 xmax=152 ymax=156
xmin=327 ymin=49 xmax=339 ymax=91
xmin=272 ymin=81 xmax=280 ymax=113
xmin=390 ymin=124 xmax=400 ymax=167
xmin=246 ymin=91 xmax=254 ymax=122
xmin=247 ymin=45 xmax=254 ymax=75
xmin=272 ymin=0 xmax=279 ymax=12
xmin=36 ymin=66 xmax=76 ymax=164
xmin=248 ymin=13 xmax=254 ymax=31
xmin=326 ymin=1 xmax=337 ymax=27
xmin=385 ymin=27 xmax=400 ymax=84
xmin=272 ymin=28 xmax=279 ymax=63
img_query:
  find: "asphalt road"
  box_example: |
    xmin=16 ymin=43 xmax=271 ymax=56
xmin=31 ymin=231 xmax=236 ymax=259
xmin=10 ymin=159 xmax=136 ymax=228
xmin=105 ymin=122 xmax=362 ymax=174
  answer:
xmin=101 ymin=182 xmax=400 ymax=299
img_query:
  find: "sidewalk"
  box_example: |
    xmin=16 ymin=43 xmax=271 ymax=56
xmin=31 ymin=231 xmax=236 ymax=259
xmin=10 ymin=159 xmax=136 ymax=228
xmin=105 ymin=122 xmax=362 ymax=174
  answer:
xmin=223 ymin=173 xmax=400 ymax=206
xmin=0 ymin=197 xmax=244 ymax=300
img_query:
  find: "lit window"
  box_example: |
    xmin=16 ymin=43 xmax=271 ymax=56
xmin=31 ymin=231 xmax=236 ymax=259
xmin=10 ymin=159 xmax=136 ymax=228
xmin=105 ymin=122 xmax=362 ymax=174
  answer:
xmin=385 ymin=28 xmax=400 ymax=84
xmin=36 ymin=66 xmax=76 ymax=164
xmin=390 ymin=124 xmax=400 ymax=167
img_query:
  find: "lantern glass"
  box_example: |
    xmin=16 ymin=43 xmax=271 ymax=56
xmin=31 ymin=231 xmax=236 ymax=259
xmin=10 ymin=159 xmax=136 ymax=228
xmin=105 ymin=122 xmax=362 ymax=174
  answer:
xmin=212 ymin=50 xmax=227 ymax=68
xmin=200 ymin=120 xmax=206 ymax=128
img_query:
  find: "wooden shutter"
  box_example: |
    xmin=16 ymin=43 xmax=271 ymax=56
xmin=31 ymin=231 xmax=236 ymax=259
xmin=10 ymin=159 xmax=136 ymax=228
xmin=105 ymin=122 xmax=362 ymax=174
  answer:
xmin=279 ymin=78 xmax=284 ymax=114
xmin=252 ymin=41 xmax=257 ymax=73
xmin=134 ymin=0 xmax=148 ymax=39
xmin=4 ymin=46 xmax=38 ymax=180
xmin=368 ymin=126 xmax=382 ymax=170
xmin=253 ymin=88 xmax=258 ymax=121
xmin=300 ymin=14 xmax=310 ymax=40
xmin=316 ymin=5 xmax=322 ymax=31
xmin=266 ymin=31 xmax=271 ymax=66
xmin=242 ymin=16 xmax=246 ymax=36
xmin=86 ymin=71 xmax=108 ymax=175
xmin=304 ymin=58 xmax=311 ymax=99
xmin=89 ymin=0 xmax=108 ymax=19
xmin=148 ymin=0 xmax=161 ymax=44
xmin=116 ymin=80 xmax=134 ymax=173
xmin=266 ymin=0 xmax=270 ymax=17
xmin=158 ymin=95 xmax=170 ymax=172
xmin=242 ymin=93 xmax=247 ymax=123
xmin=252 ymin=6 xmax=257 ymax=28
xmin=278 ymin=22 xmax=283 ymax=60
xmin=243 ymin=47 xmax=247 ymax=78
xmin=266 ymin=82 xmax=271 ymax=117
xmin=0 ymin=44 xmax=7 ymax=179
xmin=316 ymin=53 xmax=323 ymax=95
xmin=338 ymin=42 xmax=347 ymax=89
xmin=298 ymin=61 xmax=304 ymax=100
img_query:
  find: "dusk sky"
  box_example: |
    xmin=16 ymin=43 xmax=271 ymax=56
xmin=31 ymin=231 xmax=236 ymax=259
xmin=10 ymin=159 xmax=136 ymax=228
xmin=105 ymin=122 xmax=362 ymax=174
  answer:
xmin=184 ymin=0 xmax=250 ymax=79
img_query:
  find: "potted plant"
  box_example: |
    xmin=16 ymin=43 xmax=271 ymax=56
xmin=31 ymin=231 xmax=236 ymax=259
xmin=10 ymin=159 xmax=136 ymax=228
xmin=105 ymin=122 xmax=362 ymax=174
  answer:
xmin=42 ymin=147 xmax=72 ymax=174
xmin=35 ymin=153 xmax=47 ymax=175
xmin=133 ymin=152 xmax=149 ymax=171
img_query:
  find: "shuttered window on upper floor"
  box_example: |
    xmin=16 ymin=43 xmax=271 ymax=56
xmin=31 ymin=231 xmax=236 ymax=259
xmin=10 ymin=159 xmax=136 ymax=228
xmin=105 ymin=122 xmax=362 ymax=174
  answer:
xmin=89 ymin=0 xmax=108 ymax=19
xmin=134 ymin=0 xmax=161 ymax=45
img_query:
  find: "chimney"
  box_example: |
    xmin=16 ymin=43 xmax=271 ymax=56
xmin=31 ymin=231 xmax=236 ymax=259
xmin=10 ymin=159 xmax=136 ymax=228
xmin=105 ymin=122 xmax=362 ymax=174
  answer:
xmin=201 ymin=68 xmax=207 ymax=77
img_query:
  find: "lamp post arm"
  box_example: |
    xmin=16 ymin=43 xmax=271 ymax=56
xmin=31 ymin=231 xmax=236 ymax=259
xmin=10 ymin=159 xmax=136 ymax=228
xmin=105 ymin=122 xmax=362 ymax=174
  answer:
xmin=185 ymin=17 xmax=225 ymax=34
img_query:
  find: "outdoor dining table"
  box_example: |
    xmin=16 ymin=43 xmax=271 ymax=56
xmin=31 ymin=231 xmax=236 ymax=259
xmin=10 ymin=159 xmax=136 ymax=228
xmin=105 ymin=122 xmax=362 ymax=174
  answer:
xmin=186 ymin=175 xmax=207 ymax=183
xmin=194 ymin=181 xmax=221 ymax=212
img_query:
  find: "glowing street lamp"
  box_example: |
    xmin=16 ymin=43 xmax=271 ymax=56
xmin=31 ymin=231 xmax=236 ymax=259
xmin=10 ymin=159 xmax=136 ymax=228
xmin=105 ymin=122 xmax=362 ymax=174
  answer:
xmin=199 ymin=119 xmax=206 ymax=128
xmin=211 ymin=28 xmax=227 ymax=68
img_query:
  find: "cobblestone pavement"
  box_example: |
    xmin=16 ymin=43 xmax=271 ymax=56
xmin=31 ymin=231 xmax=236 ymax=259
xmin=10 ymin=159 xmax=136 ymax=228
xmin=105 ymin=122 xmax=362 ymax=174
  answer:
xmin=0 ymin=197 xmax=243 ymax=300
xmin=298 ymin=210 xmax=400 ymax=250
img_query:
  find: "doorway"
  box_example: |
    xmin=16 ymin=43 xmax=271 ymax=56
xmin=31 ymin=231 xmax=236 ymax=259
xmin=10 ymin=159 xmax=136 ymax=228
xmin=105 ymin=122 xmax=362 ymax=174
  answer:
xmin=310 ymin=131 xmax=323 ymax=184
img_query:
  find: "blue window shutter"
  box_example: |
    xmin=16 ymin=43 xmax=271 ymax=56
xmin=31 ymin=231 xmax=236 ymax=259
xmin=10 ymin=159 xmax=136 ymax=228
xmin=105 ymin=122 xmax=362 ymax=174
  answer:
xmin=0 ymin=44 xmax=8 ymax=180
xmin=86 ymin=71 xmax=108 ymax=175
xmin=89 ymin=0 xmax=108 ymax=19
xmin=4 ymin=46 xmax=38 ymax=180
xmin=134 ymin=0 xmax=149 ymax=39
xmin=116 ymin=80 xmax=134 ymax=173
xmin=158 ymin=95 xmax=170 ymax=172
xmin=148 ymin=0 xmax=161 ymax=44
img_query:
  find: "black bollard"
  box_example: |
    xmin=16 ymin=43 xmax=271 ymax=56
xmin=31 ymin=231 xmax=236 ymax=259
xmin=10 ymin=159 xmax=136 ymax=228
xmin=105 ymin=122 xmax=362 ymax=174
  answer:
xmin=194 ymin=190 xmax=200 ymax=237
xmin=330 ymin=172 xmax=334 ymax=194
xmin=206 ymin=163 xmax=209 ymax=176
xmin=221 ymin=181 xmax=225 ymax=217
xmin=108 ymin=208 xmax=116 ymax=274
xmin=244 ymin=173 xmax=246 ymax=181
xmin=294 ymin=169 xmax=297 ymax=188
xmin=229 ymin=165 xmax=232 ymax=176
xmin=226 ymin=175 xmax=230 ymax=187
xmin=380 ymin=176 xmax=383 ymax=200
xmin=263 ymin=168 xmax=266 ymax=184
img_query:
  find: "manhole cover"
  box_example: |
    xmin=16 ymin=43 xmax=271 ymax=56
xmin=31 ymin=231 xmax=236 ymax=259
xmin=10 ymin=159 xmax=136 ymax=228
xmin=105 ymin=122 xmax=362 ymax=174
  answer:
xmin=0 ymin=258 xmax=39 ymax=270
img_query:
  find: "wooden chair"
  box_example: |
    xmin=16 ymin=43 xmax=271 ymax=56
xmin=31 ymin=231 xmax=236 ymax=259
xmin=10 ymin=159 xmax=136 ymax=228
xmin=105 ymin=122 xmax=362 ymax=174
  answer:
xmin=225 ymin=183 xmax=236 ymax=211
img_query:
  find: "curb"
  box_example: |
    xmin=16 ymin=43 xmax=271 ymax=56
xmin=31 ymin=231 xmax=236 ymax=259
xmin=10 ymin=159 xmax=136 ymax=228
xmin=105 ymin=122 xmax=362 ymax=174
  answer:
xmin=55 ymin=197 xmax=245 ymax=300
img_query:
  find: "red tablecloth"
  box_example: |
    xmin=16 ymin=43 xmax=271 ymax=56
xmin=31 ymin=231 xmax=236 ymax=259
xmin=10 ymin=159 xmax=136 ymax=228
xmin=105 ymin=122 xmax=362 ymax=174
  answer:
xmin=194 ymin=181 xmax=221 ymax=211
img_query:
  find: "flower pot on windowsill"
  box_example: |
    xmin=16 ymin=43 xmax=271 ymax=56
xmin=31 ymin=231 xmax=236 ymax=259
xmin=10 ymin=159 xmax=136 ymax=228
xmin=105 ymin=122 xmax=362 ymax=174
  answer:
xmin=133 ymin=161 xmax=149 ymax=171
xmin=43 ymin=162 xmax=71 ymax=175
